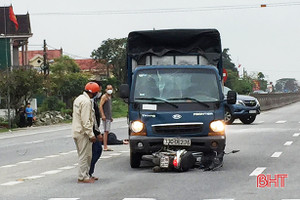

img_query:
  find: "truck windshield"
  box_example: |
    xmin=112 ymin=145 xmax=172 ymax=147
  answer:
xmin=133 ymin=68 xmax=220 ymax=102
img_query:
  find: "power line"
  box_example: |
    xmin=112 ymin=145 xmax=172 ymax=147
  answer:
xmin=46 ymin=44 xmax=90 ymax=59
xmin=31 ymin=2 xmax=300 ymax=16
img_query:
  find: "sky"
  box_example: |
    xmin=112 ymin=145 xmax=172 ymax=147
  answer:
xmin=2 ymin=0 xmax=300 ymax=84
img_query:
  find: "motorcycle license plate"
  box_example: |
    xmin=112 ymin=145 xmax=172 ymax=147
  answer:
xmin=163 ymin=138 xmax=191 ymax=146
xmin=249 ymin=110 xmax=256 ymax=114
xmin=160 ymin=156 xmax=170 ymax=168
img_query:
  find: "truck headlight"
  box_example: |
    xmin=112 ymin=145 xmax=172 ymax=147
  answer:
xmin=210 ymin=120 xmax=225 ymax=133
xmin=130 ymin=120 xmax=144 ymax=133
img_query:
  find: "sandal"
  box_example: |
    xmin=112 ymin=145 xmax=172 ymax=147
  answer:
xmin=91 ymin=176 xmax=99 ymax=181
xmin=123 ymin=139 xmax=129 ymax=144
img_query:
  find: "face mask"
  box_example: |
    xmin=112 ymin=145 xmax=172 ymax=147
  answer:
xmin=94 ymin=92 xmax=102 ymax=99
xmin=107 ymin=90 xmax=113 ymax=95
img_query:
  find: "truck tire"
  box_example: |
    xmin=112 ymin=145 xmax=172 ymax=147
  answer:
xmin=240 ymin=115 xmax=256 ymax=124
xmin=130 ymin=151 xmax=142 ymax=168
xmin=225 ymin=108 xmax=235 ymax=125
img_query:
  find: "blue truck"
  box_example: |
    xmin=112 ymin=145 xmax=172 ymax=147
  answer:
xmin=120 ymin=29 xmax=236 ymax=168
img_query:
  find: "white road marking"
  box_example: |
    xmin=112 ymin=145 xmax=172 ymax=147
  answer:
xmin=257 ymin=121 xmax=264 ymax=124
xmin=203 ymin=199 xmax=235 ymax=200
xmin=119 ymin=150 xmax=130 ymax=153
xmin=68 ymin=150 xmax=77 ymax=154
xmin=17 ymin=161 xmax=32 ymax=164
xmin=100 ymin=156 xmax=112 ymax=159
xmin=1 ymin=180 xmax=24 ymax=186
xmin=73 ymin=163 xmax=78 ymax=166
xmin=109 ymin=153 xmax=122 ymax=156
xmin=0 ymin=164 xmax=17 ymax=168
xmin=284 ymin=141 xmax=293 ymax=146
xmin=271 ymin=152 xmax=282 ymax=158
xmin=59 ymin=152 xmax=70 ymax=155
xmin=59 ymin=166 xmax=76 ymax=170
xmin=123 ymin=199 xmax=156 ymax=200
xmin=63 ymin=135 xmax=72 ymax=138
xmin=41 ymin=170 xmax=63 ymax=175
xmin=249 ymin=167 xmax=266 ymax=176
xmin=0 ymin=127 xmax=71 ymax=140
xmin=48 ymin=198 xmax=80 ymax=200
xmin=32 ymin=157 xmax=46 ymax=161
xmin=45 ymin=155 xmax=60 ymax=158
xmin=24 ymin=140 xmax=44 ymax=144
xmin=293 ymin=133 xmax=300 ymax=137
xmin=276 ymin=120 xmax=287 ymax=124
xmin=24 ymin=175 xmax=45 ymax=180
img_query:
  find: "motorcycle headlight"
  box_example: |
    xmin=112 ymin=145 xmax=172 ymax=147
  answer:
xmin=130 ymin=120 xmax=144 ymax=133
xmin=210 ymin=120 xmax=225 ymax=133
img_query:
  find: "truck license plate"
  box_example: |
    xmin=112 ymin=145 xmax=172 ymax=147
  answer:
xmin=160 ymin=156 xmax=169 ymax=168
xmin=163 ymin=138 xmax=191 ymax=146
xmin=249 ymin=110 xmax=256 ymax=114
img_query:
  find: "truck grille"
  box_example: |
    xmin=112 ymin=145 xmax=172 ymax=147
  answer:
xmin=244 ymin=100 xmax=257 ymax=107
xmin=152 ymin=122 xmax=203 ymax=134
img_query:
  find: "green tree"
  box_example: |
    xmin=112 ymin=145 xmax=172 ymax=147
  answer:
xmin=275 ymin=78 xmax=299 ymax=93
xmin=222 ymin=48 xmax=239 ymax=89
xmin=0 ymin=68 xmax=43 ymax=110
xmin=49 ymin=56 xmax=90 ymax=107
xmin=233 ymin=77 xmax=253 ymax=94
xmin=257 ymin=72 xmax=267 ymax=91
xmin=222 ymin=48 xmax=237 ymax=72
xmin=91 ymin=38 xmax=127 ymax=84
xmin=50 ymin=56 xmax=80 ymax=75
xmin=60 ymin=73 xmax=90 ymax=107
xmin=225 ymin=69 xmax=239 ymax=89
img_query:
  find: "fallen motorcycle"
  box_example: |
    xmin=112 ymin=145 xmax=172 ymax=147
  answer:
xmin=143 ymin=147 xmax=239 ymax=172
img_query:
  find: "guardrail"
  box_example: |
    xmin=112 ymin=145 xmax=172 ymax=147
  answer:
xmin=250 ymin=93 xmax=300 ymax=111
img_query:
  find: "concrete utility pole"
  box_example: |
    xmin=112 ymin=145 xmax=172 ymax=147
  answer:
xmin=43 ymin=39 xmax=48 ymax=75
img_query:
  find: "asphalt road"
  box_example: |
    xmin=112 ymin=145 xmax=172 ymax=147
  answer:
xmin=0 ymin=102 xmax=299 ymax=200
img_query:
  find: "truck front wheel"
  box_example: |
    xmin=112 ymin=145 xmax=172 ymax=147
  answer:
xmin=225 ymin=108 xmax=235 ymax=124
xmin=130 ymin=151 xmax=142 ymax=168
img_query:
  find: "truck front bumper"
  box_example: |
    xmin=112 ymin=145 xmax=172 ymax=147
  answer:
xmin=129 ymin=136 xmax=226 ymax=154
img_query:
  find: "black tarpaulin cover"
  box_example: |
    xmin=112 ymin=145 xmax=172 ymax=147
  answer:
xmin=127 ymin=29 xmax=222 ymax=66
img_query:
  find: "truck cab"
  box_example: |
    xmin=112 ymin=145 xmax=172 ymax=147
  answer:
xmin=120 ymin=29 xmax=236 ymax=168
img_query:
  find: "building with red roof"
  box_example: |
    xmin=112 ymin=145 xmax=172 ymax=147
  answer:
xmin=74 ymin=59 xmax=112 ymax=80
xmin=19 ymin=49 xmax=63 ymax=69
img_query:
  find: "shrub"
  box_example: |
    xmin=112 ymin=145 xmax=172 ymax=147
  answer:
xmin=112 ymin=97 xmax=127 ymax=118
xmin=61 ymin=108 xmax=72 ymax=116
xmin=40 ymin=96 xmax=66 ymax=112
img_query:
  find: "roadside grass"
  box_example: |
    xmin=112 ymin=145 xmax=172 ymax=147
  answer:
xmin=112 ymin=97 xmax=128 ymax=118
xmin=0 ymin=128 xmax=11 ymax=133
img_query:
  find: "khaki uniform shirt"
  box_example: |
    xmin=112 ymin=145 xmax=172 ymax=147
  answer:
xmin=72 ymin=92 xmax=94 ymax=138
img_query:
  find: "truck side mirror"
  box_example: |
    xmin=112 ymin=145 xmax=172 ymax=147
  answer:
xmin=120 ymin=84 xmax=129 ymax=99
xmin=227 ymin=91 xmax=237 ymax=104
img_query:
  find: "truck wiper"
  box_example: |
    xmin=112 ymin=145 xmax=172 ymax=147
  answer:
xmin=135 ymin=97 xmax=178 ymax=108
xmin=168 ymin=97 xmax=210 ymax=108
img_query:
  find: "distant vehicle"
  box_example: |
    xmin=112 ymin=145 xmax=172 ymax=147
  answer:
xmin=253 ymin=90 xmax=268 ymax=94
xmin=224 ymin=87 xmax=260 ymax=124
